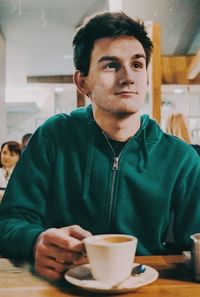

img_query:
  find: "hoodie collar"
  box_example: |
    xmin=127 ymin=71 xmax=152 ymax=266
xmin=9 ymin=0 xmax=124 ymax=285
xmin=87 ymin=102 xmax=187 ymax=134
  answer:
xmin=85 ymin=105 xmax=163 ymax=171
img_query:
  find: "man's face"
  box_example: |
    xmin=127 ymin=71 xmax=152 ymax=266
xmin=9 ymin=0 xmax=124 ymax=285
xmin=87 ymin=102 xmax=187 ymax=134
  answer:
xmin=83 ymin=35 xmax=148 ymax=116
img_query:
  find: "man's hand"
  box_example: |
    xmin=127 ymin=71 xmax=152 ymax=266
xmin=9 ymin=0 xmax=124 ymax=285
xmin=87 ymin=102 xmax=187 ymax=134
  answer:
xmin=33 ymin=225 xmax=92 ymax=280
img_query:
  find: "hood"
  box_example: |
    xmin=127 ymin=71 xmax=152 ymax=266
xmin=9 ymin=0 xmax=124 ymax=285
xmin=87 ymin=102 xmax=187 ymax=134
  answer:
xmin=135 ymin=114 xmax=163 ymax=171
xmin=70 ymin=105 xmax=164 ymax=199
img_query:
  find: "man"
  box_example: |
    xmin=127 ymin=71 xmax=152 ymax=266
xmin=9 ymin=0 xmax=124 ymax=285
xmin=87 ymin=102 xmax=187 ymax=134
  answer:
xmin=21 ymin=133 xmax=33 ymax=151
xmin=0 ymin=12 xmax=199 ymax=281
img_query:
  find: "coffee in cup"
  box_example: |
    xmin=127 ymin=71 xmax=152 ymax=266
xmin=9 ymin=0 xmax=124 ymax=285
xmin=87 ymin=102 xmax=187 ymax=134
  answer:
xmin=83 ymin=234 xmax=137 ymax=284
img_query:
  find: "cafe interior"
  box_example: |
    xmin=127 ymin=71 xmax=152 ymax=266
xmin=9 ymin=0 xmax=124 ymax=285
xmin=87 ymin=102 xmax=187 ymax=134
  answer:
xmin=0 ymin=1 xmax=200 ymax=296
xmin=0 ymin=0 xmax=200 ymax=146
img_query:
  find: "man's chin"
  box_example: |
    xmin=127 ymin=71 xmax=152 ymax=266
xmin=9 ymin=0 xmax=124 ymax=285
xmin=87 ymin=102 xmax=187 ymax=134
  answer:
xmin=112 ymin=105 xmax=142 ymax=115
xmin=107 ymin=110 xmax=139 ymax=119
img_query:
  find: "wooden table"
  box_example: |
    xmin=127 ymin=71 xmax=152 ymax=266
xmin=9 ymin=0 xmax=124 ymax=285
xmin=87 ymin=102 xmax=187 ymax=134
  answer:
xmin=0 ymin=255 xmax=200 ymax=296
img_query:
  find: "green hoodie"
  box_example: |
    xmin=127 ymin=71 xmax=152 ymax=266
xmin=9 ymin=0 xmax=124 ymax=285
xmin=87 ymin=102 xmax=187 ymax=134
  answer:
xmin=0 ymin=105 xmax=200 ymax=259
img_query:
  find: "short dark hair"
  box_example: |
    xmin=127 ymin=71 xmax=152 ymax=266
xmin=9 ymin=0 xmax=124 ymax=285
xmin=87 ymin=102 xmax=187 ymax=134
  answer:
xmin=0 ymin=141 xmax=21 ymax=167
xmin=21 ymin=133 xmax=32 ymax=144
xmin=21 ymin=133 xmax=32 ymax=151
xmin=73 ymin=11 xmax=153 ymax=76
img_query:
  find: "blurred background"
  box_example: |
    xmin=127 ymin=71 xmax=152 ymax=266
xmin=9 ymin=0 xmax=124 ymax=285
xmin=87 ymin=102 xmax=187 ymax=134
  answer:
xmin=0 ymin=0 xmax=200 ymax=144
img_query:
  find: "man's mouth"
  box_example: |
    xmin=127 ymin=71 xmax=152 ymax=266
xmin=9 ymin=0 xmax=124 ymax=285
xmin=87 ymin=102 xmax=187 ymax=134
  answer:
xmin=115 ymin=90 xmax=138 ymax=95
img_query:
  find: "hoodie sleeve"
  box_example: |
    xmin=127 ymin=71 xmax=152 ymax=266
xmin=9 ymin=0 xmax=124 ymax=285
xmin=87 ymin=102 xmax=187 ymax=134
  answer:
xmin=0 ymin=122 xmax=54 ymax=259
xmin=173 ymin=152 xmax=200 ymax=249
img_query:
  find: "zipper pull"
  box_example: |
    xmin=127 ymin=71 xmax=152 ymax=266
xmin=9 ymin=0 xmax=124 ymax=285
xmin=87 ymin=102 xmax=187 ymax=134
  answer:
xmin=112 ymin=157 xmax=119 ymax=170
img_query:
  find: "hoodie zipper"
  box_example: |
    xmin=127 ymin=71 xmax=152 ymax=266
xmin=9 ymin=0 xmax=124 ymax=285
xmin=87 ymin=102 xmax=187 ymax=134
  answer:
xmin=102 ymin=132 xmax=122 ymax=231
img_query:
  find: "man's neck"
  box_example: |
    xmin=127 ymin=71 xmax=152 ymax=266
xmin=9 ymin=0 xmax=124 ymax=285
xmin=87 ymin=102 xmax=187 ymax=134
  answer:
xmin=93 ymin=110 xmax=141 ymax=142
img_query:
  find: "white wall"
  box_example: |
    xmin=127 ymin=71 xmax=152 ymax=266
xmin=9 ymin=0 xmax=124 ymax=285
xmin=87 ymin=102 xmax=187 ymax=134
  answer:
xmin=54 ymin=87 xmax=77 ymax=114
xmin=5 ymin=84 xmax=78 ymax=143
xmin=161 ymin=85 xmax=200 ymax=144
xmin=0 ymin=31 xmax=7 ymax=145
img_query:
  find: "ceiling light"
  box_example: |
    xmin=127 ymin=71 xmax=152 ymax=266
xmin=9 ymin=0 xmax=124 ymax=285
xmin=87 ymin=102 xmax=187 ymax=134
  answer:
xmin=173 ymin=88 xmax=183 ymax=94
xmin=54 ymin=87 xmax=63 ymax=93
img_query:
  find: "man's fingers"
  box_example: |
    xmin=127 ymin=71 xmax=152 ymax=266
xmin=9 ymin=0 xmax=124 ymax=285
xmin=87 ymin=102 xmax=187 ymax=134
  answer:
xmin=44 ymin=232 xmax=83 ymax=252
xmin=44 ymin=246 xmax=84 ymax=263
xmin=34 ymin=225 xmax=92 ymax=280
xmin=43 ymin=226 xmax=91 ymax=252
xmin=67 ymin=225 xmax=92 ymax=240
xmin=35 ymin=264 xmax=63 ymax=281
xmin=36 ymin=256 xmax=70 ymax=273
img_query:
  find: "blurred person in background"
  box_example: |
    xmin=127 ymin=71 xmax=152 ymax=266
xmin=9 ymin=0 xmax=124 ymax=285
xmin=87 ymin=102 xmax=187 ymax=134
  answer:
xmin=21 ymin=133 xmax=33 ymax=151
xmin=166 ymin=113 xmax=200 ymax=155
xmin=0 ymin=141 xmax=21 ymax=201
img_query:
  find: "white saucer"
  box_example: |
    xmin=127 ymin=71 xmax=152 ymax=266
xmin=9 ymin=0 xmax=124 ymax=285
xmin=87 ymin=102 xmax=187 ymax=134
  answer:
xmin=64 ymin=263 xmax=159 ymax=293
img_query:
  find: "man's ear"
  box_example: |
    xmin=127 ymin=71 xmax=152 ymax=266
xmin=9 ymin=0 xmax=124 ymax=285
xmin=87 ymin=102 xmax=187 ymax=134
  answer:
xmin=73 ymin=71 xmax=89 ymax=96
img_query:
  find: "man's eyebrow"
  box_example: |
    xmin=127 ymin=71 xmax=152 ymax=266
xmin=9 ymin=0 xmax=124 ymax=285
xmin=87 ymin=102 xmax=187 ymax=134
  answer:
xmin=98 ymin=53 xmax=146 ymax=64
xmin=134 ymin=54 xmax=146 ymax=60
xmin=98 ymin=56 xmax=118 ymax=63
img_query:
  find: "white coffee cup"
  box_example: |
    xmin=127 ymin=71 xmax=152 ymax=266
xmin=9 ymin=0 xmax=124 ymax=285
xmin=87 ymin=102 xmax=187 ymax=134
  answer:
xmin=83 ymin=234 xmax=138 ymax=283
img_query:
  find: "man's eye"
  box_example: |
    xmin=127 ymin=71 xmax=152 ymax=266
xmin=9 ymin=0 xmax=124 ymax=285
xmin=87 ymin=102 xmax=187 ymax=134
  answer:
xmin=133 ymin=62 xmax=143 ymax=69
xmin=104 ymin=62 xmax=120 ymax=70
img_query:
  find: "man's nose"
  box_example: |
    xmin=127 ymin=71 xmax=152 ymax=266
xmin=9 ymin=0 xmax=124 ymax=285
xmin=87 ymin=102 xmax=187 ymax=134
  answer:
xmin=118 ymin=66 xmax=134 ymax=85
